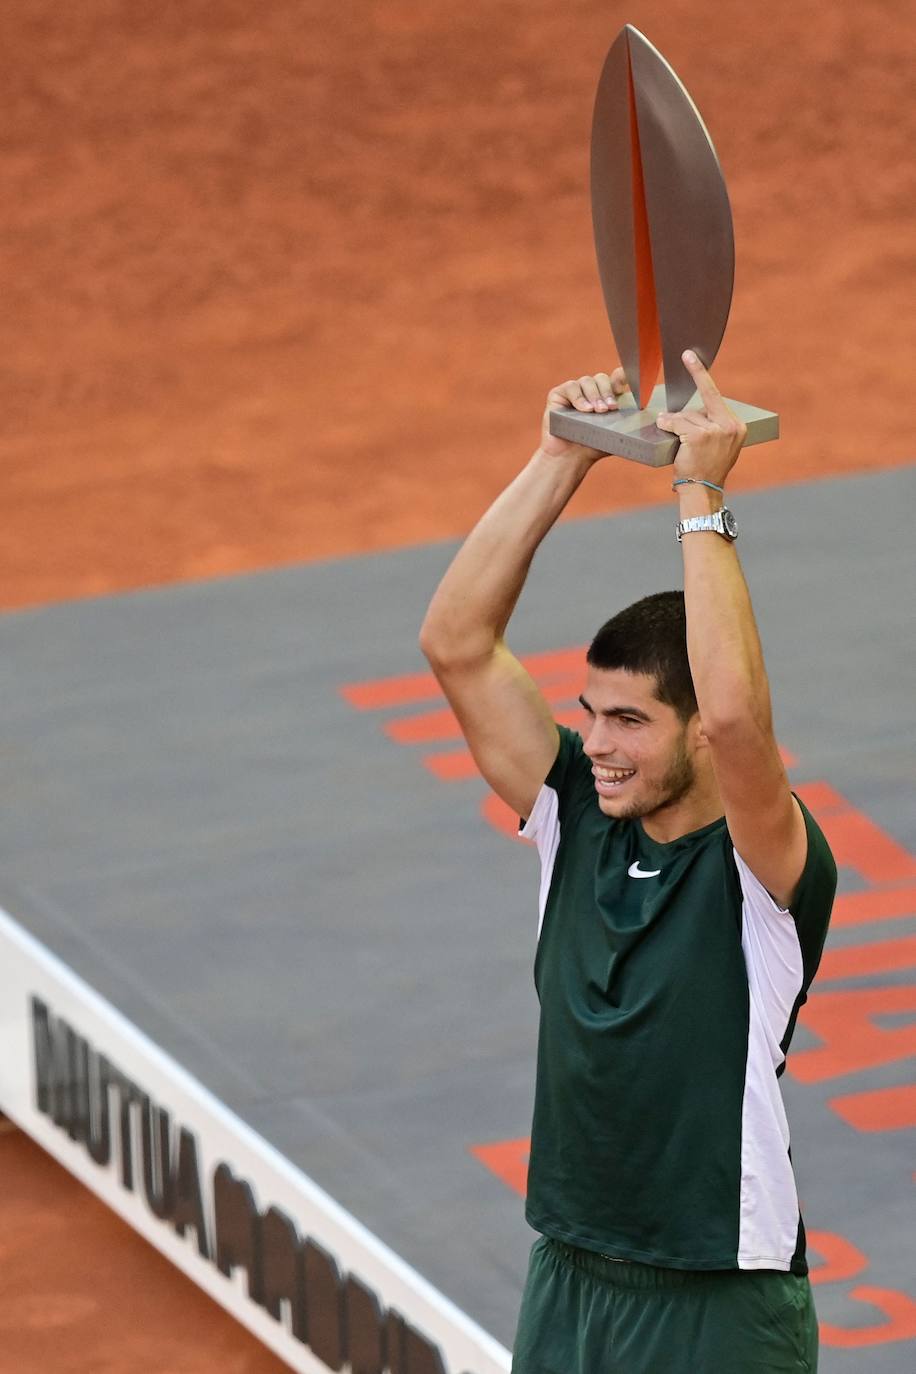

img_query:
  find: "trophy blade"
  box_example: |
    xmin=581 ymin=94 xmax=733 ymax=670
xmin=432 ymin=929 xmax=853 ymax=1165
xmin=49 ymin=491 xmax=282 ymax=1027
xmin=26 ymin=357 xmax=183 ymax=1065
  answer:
xmin=627 ymin=28 xmax=735 ymax=411
xmin=591 ymin=29 xmax=645 ymax=405
xmin=591 ymin=26 xmax=735 ymax=413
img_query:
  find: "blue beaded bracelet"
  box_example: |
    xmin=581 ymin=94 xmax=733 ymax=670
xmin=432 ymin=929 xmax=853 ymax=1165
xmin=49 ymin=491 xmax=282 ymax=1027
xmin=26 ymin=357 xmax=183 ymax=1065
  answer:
xmin=671 ymin=477 xmax=725 ymax=494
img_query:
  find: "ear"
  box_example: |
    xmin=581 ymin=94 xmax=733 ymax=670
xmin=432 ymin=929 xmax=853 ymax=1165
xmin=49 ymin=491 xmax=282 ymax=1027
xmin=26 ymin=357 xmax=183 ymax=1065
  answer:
xmin=689 ymin=714 xmax=710 ymax=750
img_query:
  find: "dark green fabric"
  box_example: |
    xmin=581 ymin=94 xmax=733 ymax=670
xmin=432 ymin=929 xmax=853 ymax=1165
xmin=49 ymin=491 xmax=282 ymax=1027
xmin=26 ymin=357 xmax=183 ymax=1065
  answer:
xmin=525 ymin=726 xmax=836 ymax=1272
xmin=512 ymin=1237 xmax=819 ymax=1373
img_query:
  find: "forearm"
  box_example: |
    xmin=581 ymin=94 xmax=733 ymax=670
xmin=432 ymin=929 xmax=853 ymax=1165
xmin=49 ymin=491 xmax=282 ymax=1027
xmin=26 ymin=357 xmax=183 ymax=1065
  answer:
xmin=678 ymin=485 xmax=772 ymax=736
xmin=420 ymin=446 xmax=596 ymax=666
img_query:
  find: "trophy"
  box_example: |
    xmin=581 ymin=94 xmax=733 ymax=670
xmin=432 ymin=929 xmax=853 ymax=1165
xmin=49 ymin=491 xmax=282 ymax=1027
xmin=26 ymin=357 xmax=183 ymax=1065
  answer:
xmin=549 ymin=25 xmax=778 ymax=465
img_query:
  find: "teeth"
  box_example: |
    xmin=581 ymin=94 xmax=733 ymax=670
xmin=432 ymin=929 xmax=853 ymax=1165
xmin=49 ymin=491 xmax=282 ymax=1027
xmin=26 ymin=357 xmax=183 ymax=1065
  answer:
xmin=595 ymin=767 xmax=635 ymax=782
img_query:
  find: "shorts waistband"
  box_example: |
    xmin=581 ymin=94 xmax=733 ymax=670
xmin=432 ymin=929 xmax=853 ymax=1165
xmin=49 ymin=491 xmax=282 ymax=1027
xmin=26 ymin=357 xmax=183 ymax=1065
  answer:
xmin=545 ymin=1239 xmax=725 ymax=1290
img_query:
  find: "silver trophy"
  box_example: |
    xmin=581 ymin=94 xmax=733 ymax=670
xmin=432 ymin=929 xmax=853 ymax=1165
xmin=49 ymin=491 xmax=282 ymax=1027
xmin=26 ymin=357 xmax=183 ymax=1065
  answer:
xmin=549 ymin=25 xmax=778 ymax=466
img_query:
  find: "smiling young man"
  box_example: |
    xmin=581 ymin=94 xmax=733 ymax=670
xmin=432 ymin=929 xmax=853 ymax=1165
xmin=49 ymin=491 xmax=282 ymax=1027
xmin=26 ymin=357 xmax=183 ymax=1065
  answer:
xmin=420 ymin=352 xmax=837 ymax=1374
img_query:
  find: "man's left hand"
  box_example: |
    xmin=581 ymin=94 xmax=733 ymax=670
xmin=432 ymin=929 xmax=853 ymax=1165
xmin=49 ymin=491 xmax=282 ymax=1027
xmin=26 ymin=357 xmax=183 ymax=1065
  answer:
xmin=656 ymin=350 xmax=748 ymax=488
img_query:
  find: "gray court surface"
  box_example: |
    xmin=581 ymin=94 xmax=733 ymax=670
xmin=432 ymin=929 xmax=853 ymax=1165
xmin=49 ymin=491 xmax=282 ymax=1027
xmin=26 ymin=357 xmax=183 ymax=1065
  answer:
xmin=1 ymin=466 xmax=914 ymax=1370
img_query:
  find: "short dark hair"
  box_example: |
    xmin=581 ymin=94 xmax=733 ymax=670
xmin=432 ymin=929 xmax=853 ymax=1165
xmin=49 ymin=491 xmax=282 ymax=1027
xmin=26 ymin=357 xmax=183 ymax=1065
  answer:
xmin=586 ymin=590 xmax=697 ymax=721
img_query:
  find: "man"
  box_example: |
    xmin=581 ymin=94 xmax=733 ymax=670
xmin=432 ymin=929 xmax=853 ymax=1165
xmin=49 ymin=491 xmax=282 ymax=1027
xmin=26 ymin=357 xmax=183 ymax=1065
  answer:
xmin=419 ymin=350 xmax=836 ymax=1374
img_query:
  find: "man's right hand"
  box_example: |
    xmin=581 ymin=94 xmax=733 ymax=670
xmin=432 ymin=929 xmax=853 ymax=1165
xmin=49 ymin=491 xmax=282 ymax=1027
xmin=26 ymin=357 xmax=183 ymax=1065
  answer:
xmin=539 ymin=368 xmax=631 ymax=459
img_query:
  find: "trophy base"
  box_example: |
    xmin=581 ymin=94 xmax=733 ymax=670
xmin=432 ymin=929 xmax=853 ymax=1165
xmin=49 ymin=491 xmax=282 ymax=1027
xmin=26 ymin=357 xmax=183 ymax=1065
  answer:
xmin=548 ymin=384 xmax=779 ymax=466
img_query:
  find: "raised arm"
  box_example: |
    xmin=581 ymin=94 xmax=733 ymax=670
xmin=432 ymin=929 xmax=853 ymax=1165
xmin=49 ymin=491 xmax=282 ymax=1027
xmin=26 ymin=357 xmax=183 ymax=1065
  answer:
xmin=420 ymin=369 xmax=628 ymax=817
xmin=657 ymin=350 xmax=808 ymax=907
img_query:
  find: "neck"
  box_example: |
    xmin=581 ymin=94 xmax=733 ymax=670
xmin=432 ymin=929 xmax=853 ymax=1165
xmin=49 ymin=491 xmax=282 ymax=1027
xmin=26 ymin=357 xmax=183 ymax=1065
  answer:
xmin=639 ymin=767 xmax=724 ymax=844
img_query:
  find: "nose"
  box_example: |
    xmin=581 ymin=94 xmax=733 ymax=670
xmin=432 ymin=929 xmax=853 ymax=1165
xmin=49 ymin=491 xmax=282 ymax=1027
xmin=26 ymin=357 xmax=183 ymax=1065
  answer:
xmin=582 ymin=716 xmax=610 ymax=759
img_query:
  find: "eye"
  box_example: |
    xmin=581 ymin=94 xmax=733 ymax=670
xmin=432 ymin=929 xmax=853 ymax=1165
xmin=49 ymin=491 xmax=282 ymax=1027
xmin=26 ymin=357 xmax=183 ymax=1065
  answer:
xmin=620 ymin=716 xmax=642 ymax=727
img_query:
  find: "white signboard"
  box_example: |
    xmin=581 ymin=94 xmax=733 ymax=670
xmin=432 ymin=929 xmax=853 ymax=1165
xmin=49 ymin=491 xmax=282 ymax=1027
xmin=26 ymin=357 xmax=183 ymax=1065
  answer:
xmin=0 ymin=907 xmax=511 ymax=1374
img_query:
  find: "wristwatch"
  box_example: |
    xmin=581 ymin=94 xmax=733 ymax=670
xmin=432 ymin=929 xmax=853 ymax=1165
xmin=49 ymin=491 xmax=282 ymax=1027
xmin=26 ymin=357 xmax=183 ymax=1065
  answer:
xmin=676 ymin=507 xmax=738 ymax=543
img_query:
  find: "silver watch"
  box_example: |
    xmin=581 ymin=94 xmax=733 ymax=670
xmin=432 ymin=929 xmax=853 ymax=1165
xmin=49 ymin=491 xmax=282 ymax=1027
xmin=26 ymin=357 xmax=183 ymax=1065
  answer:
xmin=676 ymin=506 xmax=738 ymax=543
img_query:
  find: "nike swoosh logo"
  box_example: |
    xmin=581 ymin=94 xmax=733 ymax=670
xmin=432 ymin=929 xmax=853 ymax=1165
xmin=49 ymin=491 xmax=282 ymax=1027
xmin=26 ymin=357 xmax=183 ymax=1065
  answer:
xmin=628 ymin=861 xmax=661 ymax=879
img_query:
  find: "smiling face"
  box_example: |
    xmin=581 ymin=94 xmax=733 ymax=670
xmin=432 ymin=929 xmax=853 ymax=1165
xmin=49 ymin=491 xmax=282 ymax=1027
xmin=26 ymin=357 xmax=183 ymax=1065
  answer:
xmin=579 ymin=664 xmax=700 ymax=823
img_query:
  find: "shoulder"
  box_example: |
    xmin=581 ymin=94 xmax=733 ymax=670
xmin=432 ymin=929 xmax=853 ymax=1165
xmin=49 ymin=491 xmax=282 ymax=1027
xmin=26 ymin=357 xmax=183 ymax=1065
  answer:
xmin=538 ymin=725 xmax=595 ymax=816
xmin=522 ymin=725 xmax=611 ymax=851
xmin=732 ymin=795 xmax=837 ymax=977
xmin=786 ymin=795 xmax=837 ymax=966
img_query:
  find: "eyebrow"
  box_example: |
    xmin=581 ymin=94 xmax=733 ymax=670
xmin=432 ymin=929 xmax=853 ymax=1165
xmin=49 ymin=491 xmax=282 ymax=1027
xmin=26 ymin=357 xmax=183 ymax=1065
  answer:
xmin=578 ymin=694 xmax=652 ymax=722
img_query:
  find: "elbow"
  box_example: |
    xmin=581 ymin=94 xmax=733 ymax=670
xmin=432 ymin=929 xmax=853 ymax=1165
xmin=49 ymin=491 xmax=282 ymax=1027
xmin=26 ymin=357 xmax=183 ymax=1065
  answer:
xmin=700 ymin=697 xmax=773 ymax=746
xmin=419 ymin=616 xmax=495 ymax=676
xmin=693 ymin=661 xmax=774 ymax=742
xmin=419 ymin=616 xmax=459 ymax=675
xmin=418 ymin=609 xmax=451 ymax=668
xmin=419 ymin=619 xmax=446 ymax=671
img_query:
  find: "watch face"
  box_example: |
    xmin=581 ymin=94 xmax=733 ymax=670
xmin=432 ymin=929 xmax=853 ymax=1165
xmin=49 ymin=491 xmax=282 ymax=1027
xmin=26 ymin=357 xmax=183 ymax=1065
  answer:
xmin=722 ymin=507 xmax=738 ymax=539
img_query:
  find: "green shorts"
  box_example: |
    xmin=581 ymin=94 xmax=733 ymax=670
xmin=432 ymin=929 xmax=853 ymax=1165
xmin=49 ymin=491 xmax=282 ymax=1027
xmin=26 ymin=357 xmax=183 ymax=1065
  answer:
xmin=512 ymin=1237 xmax=818 ymax=1374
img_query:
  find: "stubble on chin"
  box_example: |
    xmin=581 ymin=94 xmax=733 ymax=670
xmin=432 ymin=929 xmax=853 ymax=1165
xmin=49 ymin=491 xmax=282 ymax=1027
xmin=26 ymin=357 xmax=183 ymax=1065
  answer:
xmin=601 ymin=747 xmax=696 ymax=823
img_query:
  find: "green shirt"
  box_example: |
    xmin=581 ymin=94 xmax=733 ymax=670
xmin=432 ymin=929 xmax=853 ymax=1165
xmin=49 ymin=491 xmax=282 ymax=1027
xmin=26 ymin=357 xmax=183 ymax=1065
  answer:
xmin=521 ymin=726 xmax=837 ymax=1274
